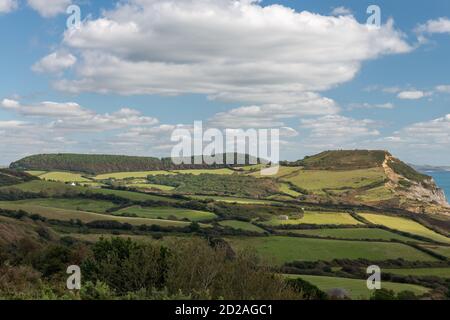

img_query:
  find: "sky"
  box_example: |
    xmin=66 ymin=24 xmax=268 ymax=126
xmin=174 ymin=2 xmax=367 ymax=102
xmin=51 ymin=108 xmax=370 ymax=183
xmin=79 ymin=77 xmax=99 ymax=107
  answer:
xmin=0 ymin=0 xmax=449 ymax=166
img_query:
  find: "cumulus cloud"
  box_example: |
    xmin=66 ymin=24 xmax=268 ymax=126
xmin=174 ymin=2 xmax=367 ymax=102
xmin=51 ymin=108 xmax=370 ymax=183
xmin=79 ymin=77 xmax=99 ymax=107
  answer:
xmin=348 ymin=102 xmax=394 ymax=110
xmin=331 ymin=6 xmax=352 ymax=16
xmin=397 ymin=90 xmax=431 ymax=100
xmin=37 ymin=0 xmax=411 ymax=117
xmin=27 ymin=0 xmax=71 ymax=17
xmin=0 ymin=0 xmax=17 ymax=13
xmin=32 ymin=51 xmax=77 ymax=73
xmin=300 ymin=115 xmax=380 ymax=142
xmin=416 ymin=17 xmax=450 ymax=35
xmin=0 ymin=99 xmax=159 ymax=131
xmin=384 ymin=114 xmax=450 ymax=147
xmin=436 ymin=85 xmax=450 ymax=93
xmin=208 ymin=92 xmax=339 ymax=128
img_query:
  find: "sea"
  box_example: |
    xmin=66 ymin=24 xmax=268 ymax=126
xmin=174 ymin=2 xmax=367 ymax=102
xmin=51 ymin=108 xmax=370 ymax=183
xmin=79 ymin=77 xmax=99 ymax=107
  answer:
xmin=426 ymin=171 xmax=450 ymax=201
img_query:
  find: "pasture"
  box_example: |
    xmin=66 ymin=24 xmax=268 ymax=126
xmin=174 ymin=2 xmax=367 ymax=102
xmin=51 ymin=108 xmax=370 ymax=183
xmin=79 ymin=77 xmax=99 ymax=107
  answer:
xmin=226 ymin=236 xmax=436 ymax=264
xmin=2 ymin=198 xmax=116 ymax=213
xmin=219 ymin=220 xmax=265 ymax=233
xmin=0 ymin=201 xmax=195 ymax=227
xmin=383 ymin=268 xmax=450 ymax=278
xmin=262 ymin=211 xmax=362 ymax=226
xmin=280 ymin=168 xmax=386 ymax=193
xmin=284 ymin=275 xmax=430 ymax=299
xmin=288 ymin=228 xmax=421 ymax=242
xmin=39 ymin=171 xmax=92 ymax=183
xmin=360 ymin=213 xmax=450 ymax=244
xmin=114 ymin=206 xmax=217 ymax=222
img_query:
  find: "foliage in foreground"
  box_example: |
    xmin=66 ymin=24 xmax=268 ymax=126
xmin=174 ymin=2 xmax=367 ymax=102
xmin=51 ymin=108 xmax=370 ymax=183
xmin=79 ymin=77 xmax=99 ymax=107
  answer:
xmin=0 ymin=236 xmax=303 ymax=300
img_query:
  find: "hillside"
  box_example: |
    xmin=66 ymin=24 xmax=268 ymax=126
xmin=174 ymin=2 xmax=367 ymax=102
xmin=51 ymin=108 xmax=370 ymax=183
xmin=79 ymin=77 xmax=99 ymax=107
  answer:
xmin=0 ymin=169 xmax=37 ymax=187
xmin=10 ymin=153 xmax=260 ymax=175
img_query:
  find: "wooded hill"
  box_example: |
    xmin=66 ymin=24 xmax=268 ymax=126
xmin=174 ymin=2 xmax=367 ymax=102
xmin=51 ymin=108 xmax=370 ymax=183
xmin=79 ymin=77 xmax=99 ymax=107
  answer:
xmin=10 ymin=153 xmax=261 ymax=175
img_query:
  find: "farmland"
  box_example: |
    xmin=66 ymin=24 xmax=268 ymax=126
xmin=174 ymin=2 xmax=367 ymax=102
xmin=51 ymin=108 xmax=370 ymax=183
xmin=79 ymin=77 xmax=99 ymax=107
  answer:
xmin=360 ymin=213 xmax=450 ymax=244
xmin=114 ymin=206 xmax=217 ymax=222
xmin=226 ymin=236 xmax=436 ymax=264
xmin=284 ymin=274 xmax=430 ymax=299
xmin=288 ymin=228 xmax=421 ymax=242
xmin=219 ymin=220 xmax=265 ymax=233
xmin=2 ymin=150 xmax=450 ymax=300
xmin=262 ymin=211 xmax=362 ymax=226
xmin=383 ymin=268 xmax=450 ymax=278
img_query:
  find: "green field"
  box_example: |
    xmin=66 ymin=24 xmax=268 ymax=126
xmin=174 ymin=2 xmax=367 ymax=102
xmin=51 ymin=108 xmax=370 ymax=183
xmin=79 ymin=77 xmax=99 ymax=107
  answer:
xmin=189 ymin=195 xmax=275 ymax=205
xmin=2 ymin=180 xmax=179 ymax=203
xmin=263 ymin=211 xmax=362 ymax=226
xmin=171 ymin=168 xmax=235 ymax=175
xmin=1 ymin=198 xmax=116 ymax=213
xmin=39 ymin=171 xmax=92 ymax=183
xmin=114 ymin=206 xmax=217 ymax=222
xmin=126 ymin=183 xmax=175 ymax=191
xmin=280 ymin=168 xmax=386 ymax=193
xmin=383 ymin=268 xmax=450 ymax=278
xmin=288 ymin=228 xmax=421 ymax=242
xmin=356 ymin=186 xmax=394 ymax=202
xmin=94 ymin=170 xmax=174 ymax=180
xmin=284 ymin=274 xmax=430 ymax=299
xmin=0 ymin=201 xmax=195 ymax=227
xmin=25 ymin=171 xmax=47 ymax=177
xmin=226 ymin=236 xmax=436 ymax=264
xmin=279 ymin=183 xmax=302 ymax=197
xmin=360 ymin=213 xmax=450 ymax=244
xmin=421 ymin=245 xmax=450 ymax=259
xmin=219 ymin=220 xmax=265 ymax=233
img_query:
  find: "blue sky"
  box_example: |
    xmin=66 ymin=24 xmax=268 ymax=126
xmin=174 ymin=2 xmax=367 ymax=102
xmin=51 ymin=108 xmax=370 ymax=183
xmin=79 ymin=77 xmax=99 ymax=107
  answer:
xmin=0 ymin=0 xmax=449 ymax=165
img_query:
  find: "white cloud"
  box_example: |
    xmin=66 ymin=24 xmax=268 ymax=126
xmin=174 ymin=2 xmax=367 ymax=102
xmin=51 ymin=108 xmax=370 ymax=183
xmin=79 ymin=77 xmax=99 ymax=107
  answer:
xmin=331 ymin=6 xmax=352 ymax=16
xmin=348 ymin=102 xmax=394 ymax=110
xmin=397 ymin=90 xmax=431 ymax=100
xmin=27 ymin=0 xmax=71 ymax=17
xmin=32 ymin=51 xmax=77 ymax=73
xmin=1 ymin=99 xmax=159 ymax=131
xmin=416 ymin=17 xmax=450 ymax=34
xmin=0 ymin=0 xmax=17 ymax=13
xmin=384 ymin=114 xmax=450 ymax=147
xmin=436 ymin=85 xmax=450 ymax=93
xmin=208 ymin=92 xmax=339 ymax=128
xmin=40 ymin=0 xmax=411 ymax=116
xmin=300 ymin=115 xmax=380 ymax=142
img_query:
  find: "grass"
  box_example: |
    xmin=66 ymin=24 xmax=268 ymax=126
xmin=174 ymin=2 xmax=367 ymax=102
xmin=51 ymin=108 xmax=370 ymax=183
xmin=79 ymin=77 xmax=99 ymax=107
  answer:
xmin=288 ymin=228 xmax=421 ymax=242
xmin=284 ymin=274 xmax=430 ymax=299
xmin=171 ymin=169 xmax=235 ymax=175
xmin=39 ymin=171 xmax=92 ymax=183
xmin=2 ymin=198 xmax=116 ymax=213
xmin=360 ymin=213 xmax=450 ymax=244
xmin=356 ymin=186 xmax=394 ymax=202
xmin=262 ymin=211 xmax=362 ymax=226
xmin=280 ymin=168 xmax=386 ymax=193
xmin=93 ymin=168 xmax=235 ymax=180
xmin=114 ymin=206 xmax=217 ymax=222
xmin=94 ymin=171 xmax=174 ymax=180
xmin=420 ymin=245 xmax=450 ymax=259
xmin=279 ymin=183 xmax=302 ymax=197
xmin=126 ymin=183 xmax=175 ymax=191
xmin=25 ymin=171 xmax=47 ymax=177
xmin=0 ymin=201 xmax=195 ymax=227
xmin=383 ymin=268 xmax=450 ymax=278
xmin=226 ymin=236 xmax=436 ymax=264
xmin=188 ymin=195 xmax=275 ymax=205
xmin=2 ymin=180 xmax=179 ymax=203
xmin=219 ymin=220 xmax=265 ymax=233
